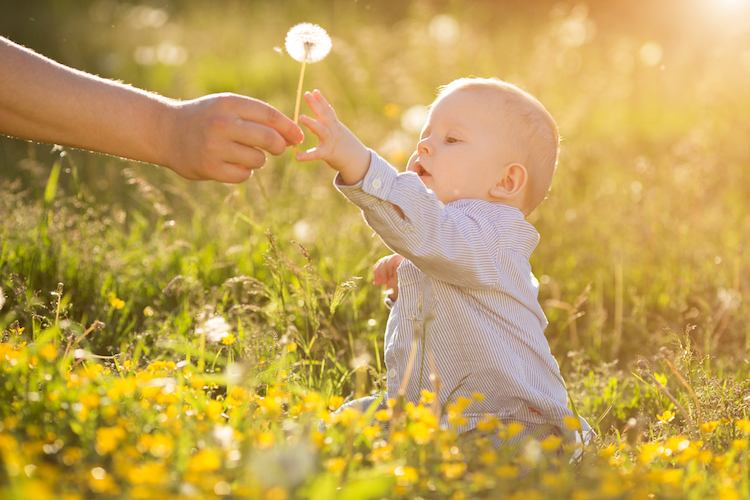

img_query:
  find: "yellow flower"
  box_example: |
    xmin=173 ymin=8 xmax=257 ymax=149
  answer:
xmin=732 ymin=439 xmax=747 ymax=451
xmin=187 ymin=449 xmax=221 ymax=473
xmin=363 ymin=425 xmax=380 ymax=440
xmin=325 ymin=457 xmax=347 ymax=473
xmin=700 ymin=421 xmax=719 ymax=434
xmin=440 ymin=462 xmax=467 ymax=480
xmin=420 ymin=390 xmax=436 ymax=404
xmin=108 ymin=293 xmax=125 ymax=310
xmin=80 ymin=393 xmax=100 ymax=409
xmin=735 ymin=419 xmax=750 ymax=434
xmin=564 ymin=415 xmax=582 ymax=430
xmin=206 ymin=400 xmax=224 ymax=422
xmin=286 ymin=342 xmax=297 ymax=352
xmin=375 ymin=409 xmax=392 ymax=421
xmin=95 ymin=427 xmax=126 ymax=455
xmin=257 ymin=432 xmax=275 ymax=449
xmin=265 ymin=487 xmax=289 ymax=500
xmin=657 ymin=410 xmax=675 ymax=424
xmin=472 ymin=392 xmax=486 ymax=402
xmin=39 ymin=343 xmax=57 ymax=361
xmin=393 ymin=465 xmax=418 ymax=485
xmin=328 ymin=396 xmax=344 ymax=410
xmin=411 ymin=421 xmax=432 ymax=445
xmin=540 ymin=435 xmax=563 ymax=453
xmin=718 ymin=487 xmax=741 ymax=500
xmin=222 ymin=334 xmax=236 ymax=346
xmin=501 ymin=422 xmax=525 ymax=440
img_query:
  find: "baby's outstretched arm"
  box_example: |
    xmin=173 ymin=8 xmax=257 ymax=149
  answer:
xmin=373 ymin=254 xmax=405 ymax=302
xmin=295 ymin=89 xmax=371 ymax=185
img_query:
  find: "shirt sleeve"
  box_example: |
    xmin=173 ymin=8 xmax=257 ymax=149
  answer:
xmin=335 ymin=150 xmax=507 ymax=290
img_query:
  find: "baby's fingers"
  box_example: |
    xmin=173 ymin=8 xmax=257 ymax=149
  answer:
xmin=304 ymin=90 xmax=338 ymax=124
xmin=298 ymin=114 xmax=330 ymax=140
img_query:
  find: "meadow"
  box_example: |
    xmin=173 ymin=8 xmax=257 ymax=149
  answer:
xmin=2 ymin=0 xmax=750 ymax=498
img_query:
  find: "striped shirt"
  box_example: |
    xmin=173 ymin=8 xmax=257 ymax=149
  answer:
xmin=337 ymin=150 xmax=590 ymax=434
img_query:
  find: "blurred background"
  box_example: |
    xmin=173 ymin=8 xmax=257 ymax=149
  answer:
xmin=2 ymin=0 xmax=750 ymax=373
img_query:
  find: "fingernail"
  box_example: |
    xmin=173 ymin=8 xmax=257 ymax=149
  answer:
xmin=298 ymin=130 xmax=305 ymax=143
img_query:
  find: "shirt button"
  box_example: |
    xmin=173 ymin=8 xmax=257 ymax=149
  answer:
xmin=371 ymin=179 xmax=382 ymax=190
xmin=388 ymin=369 xmax=396 ymax=379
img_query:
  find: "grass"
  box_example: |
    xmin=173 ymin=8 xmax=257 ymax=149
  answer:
xmin=2 ymin=0 xmax=750 ymax=498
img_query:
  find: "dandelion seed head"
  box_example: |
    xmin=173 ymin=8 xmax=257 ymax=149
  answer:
xmin=285 ymin=23 xmax=332 ymax=63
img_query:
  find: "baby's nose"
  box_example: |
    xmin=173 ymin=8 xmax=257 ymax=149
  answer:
xmin=417 ymin=137 xmax=432 ymax=155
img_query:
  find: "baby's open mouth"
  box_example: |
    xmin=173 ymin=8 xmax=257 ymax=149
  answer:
xmin=416 ymin=164 xmax=430 ymax=177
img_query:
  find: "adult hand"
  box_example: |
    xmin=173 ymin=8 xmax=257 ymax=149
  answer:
xmin=165 ymin=93 xmax=305 ymax=183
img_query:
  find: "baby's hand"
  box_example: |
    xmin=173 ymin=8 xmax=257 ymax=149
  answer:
xmin=295 ymin=89 xmax=371 ymax=185
xmin=373 ymin=254 xmax=405 ymax=301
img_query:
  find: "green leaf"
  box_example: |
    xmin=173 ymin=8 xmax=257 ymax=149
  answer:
xmin=44 ymin=159 xmax=62 ymax=205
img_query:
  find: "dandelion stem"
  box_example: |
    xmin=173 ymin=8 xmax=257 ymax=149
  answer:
xmin=292 ymin=61 xmax=307 ymax=154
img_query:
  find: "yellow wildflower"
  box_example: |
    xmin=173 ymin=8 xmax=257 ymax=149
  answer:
xmin=732 ymin=439 xmax=747 ymax=451
xmin=411 ymin=421 xmax=432 ymax=444
xmin=325 ymin=457 xmax=347 ymax=473
xmin=257 ymin=431 xmax=275 ymax=449
xmin=39 ymin=343 xmax=57 ymax=361
xmin=701 ymin=421 xmax=719 ymax=434
xmin=420 ymin=390 xmax=436 ymax=404
xmin=328 ymin=395 xmax=344 ymax=410
xmin=564 ymin=415 xmax=582 ymax=430
xmin=187 ymin=449 xmax=221 ymax=473
xmin=441 ymin=462 xmax=467 ymax=480
xmin=95 ymin=427 xmax=126 ymax=455
xmin=222 ymin=334 xmax=236 ymax=346
xmin=495 ymin=465 xmax=519 ymax=479
xmin=472 ymin=392 xmax=486 ymax=402
xmin=503 ymin=422 xmax=525 ymax=440
xmin=363 ymin=425 xmax=380 ymax=440
xmin=393 ymin=465 xmax=418 ymax=485
xmin=286 ymin=342 xmax=297 ymax=352
xmin=375 ymin=409 xmax=392 ymax=421
xmin=206 ymin=400 xmax=224 ymax=422
xmin=540 ymin=435 xmax=563 ymax=453
xmin=265 ymin=487 xmax=289 ymax=500
xmin=657 ymin=410 xmax=675 ymax=424
xmin=108 ymin=293 xmax=125 ymax=310
xmin=735 ymin=419 xmax=750 ymax=434
xmin=718 ymin=487 xmax=741 ymax=500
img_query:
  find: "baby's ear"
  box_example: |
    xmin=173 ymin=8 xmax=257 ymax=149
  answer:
xmin=489 ymin=162 xmax=528 ymax=199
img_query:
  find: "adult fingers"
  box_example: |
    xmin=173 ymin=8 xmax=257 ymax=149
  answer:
xmin=233 ymin=95 xmax=303 ymax=151
xmin=209 ymin=162 xmax=254 ymax=184
xmin=229 ymin=119 xmax=293 ymax=157
xmin=219 ymin=139 xmax=271 ymax=171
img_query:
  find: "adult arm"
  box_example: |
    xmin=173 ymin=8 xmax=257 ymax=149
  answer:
xmin=0 ymin=36 xmax=303 ymax=183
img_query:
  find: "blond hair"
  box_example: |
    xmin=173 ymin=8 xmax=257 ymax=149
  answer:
xmin=434 ymin=77 xmax=559 ymax=213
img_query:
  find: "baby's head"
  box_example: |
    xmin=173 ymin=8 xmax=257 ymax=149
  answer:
xmin=406 ymin=77 xmax=558 ymax=215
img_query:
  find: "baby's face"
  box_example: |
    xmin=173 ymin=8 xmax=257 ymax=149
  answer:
xmin=406 ymin=88 xmax=515 ymax=205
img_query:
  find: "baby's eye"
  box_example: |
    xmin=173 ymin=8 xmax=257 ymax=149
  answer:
xmin=445 ymin=136 xmax=459 ymax=144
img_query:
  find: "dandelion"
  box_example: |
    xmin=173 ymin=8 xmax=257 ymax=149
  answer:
xmin=197 ymin=315 xmax=232 ymax=343
xmin=284 ymin=23 xmax=332 ymax=128
xmin=221 ymin=334 xmax=236 ymax=346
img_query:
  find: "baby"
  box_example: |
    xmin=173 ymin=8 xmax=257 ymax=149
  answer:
xmin=297 ymin=77 xmax=591 ymax=446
